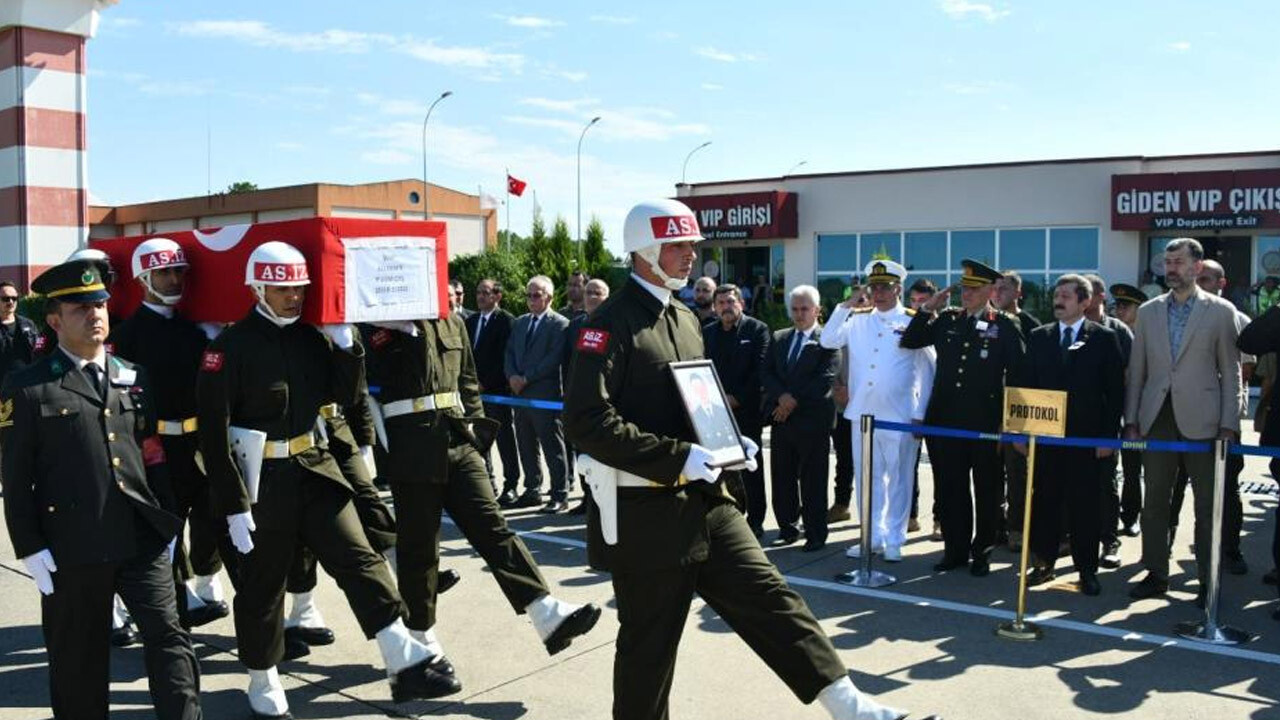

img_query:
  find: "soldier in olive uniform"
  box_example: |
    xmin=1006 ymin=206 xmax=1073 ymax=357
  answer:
xmin=196 ymin=241 xmax=453 ymax=718
xmin=564 ymin=199 xmax=938 ymax=720
xmin=1 ymin=258 xmax=202 ymax=720
xmin=363 ymin=311 xmax=601 ymax=687
xmin=111 ymin=238 xmax=232 ymax=628
xmin=900 ymin=259 xmax=1026 ymax=577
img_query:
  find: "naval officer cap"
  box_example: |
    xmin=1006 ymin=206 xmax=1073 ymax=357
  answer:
xmin=959 ymin=259 xmax=1001 ymax=288
xmin=1109 ymin=283 xmax=1148 ymax=306
xmin=863 ymin=259 xmax=907 ymax=285
xmin=32 ymin=258 xmax=112 ymax=303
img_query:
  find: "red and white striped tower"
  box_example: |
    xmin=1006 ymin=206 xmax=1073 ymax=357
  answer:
xmin=0 ymin=0 xmax=115 ymax=290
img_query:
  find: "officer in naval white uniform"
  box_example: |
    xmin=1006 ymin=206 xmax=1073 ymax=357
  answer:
xmin=820 ymin=260 xmax=935 ymax=561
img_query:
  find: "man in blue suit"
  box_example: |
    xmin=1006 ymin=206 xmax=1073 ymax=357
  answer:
xmin=505 ymin=275 xmax=572 ymax=512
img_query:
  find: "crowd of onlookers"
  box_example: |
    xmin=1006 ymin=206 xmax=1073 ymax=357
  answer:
xmin=452 ymin=237 xmax=1278 ymax=617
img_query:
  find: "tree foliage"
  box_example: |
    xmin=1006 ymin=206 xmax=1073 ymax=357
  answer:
xmin=449 ymin=212 xmax=620 ymax=314
xmin=226 ymin=181 xmax=259 ymax=194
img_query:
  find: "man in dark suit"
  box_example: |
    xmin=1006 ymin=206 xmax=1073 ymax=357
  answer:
xmin=1 ymin=258 xmax=202 ymax=719
xmin=762 ymin=285 xmax=839 ymax=551
xmin=1015 ymin=274 xmax=1124 ymax=596
xmin=467 ymin=278 xmax=521 ymax=499
xmin=449 ymin=279 xmax=473 ymax=321
xmin=505 ymin=275 xmax=571 ymax=512
xmin=702 ymin=283 xmax=771 ymax=536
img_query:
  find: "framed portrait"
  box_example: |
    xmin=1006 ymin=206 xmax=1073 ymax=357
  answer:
xmin=668 ymin=360 xmax=747 ymax=468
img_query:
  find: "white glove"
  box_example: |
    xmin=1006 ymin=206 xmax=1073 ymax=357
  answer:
xmin=198 ymin=322 xmax=224 ymax=341
xmin=22 ymin=549 xmax=57 ymax=596
xmin=725 ymin=436 xmax=760 ymax=473
xmin=681 ymin=444 xmax=722 ymax=484
xmin=359 ymin=444 xmax=377 ymax=479
xmin=369 ymin=320 xmax=420 ymax=337
xmin=321 ymin=323 xmax=355 ymax=348
xmin=227 ymin=511 xmax=257 ymax=555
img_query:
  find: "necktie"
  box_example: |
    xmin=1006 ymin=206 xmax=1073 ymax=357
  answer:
xmin=474 ymin=314 xmax=487 ymax=348
xmin=787 ymin=331 xmax=805 ymax=368
xmin=85 ymin=363 xmax=104 ymax=398
xmin=525 ymin=317 xmax=539 ymax=350
xmin=1060 ymin=325 xmax=1073 ymax=360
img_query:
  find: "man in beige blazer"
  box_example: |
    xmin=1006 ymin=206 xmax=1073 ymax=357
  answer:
xmin=1124 ymin=238 xmax=1241 ymax=602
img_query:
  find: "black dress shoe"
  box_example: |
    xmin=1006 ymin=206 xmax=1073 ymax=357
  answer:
xmin=110 ymin=623 xmax=138 ymax=648
xmin=438 ymin=568 xmax=461 ymax=594
xmin=497 ymin=488 xmax=519 ymax=506
xmin=969 ymin=558 xmax=990 ymax=577
xmin=181 ymin=600 xmax=230 ymax=628
xmin=281 ymin=635 xmax=311 ymax=662
xmin=771 ymin=533 xmax=800 ymax=547
xmin=428 ymin=654 xmax=455 ymax=677
xmin=801 ymin=539 xmax=826 ymax=553
xmin=933 ymin=557 xmax=968 ymax=573
xmin=285 ymin=625 xmax=335 ymax=646
xmin=1080 ymin=575 xmax=1102 ymax=596
xmin=1099 ymin=543 xmax=1122 ymax=570
xmin=1128 ymin=573 xmax=1169 ymax=600
xmin=539 ymin=500 xmax=569 ymax=514
xmin=1026 ymin=566 xmax=1055 ymax=586
xmin=514 ymin=489 xmax=542 ymax=508
xmin=1120 ymin=521 xmax=1140 ymax=537
xmin=391 ymin=657 xmax=462 ymax=702
xmin=544 ymin=603 xmax=602 ymax=656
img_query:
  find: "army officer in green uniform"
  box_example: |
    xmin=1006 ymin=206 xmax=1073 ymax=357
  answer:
xmin=1 ymin=258 xmax=202 ymax=720
xmin=563 ymin=199 xmax=938 ymax=720
xmin=899 ymin=259 xmax=1025 ymax=578
xmin=196 ymin=241 xmax=452 ymax=719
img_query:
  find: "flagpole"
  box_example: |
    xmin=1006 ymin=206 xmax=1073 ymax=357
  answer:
xmin=505 ymin=167 xmax=510 ymax=247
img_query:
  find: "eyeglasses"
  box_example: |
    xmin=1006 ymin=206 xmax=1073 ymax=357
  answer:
xmin=526 ymin=292 xmax=547 ymax=298
xmin=0 ymin=296 xmax=17 ymax=303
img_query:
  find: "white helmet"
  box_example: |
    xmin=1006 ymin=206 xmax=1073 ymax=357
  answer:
xmin=131 ymin=238 xmax=189 ymax=305
xmin=131 ymin=238 xmax=188 ymax=278
xmin=246 ymin=241 xmax=309 ymax=327
xmin=245 ymin=241 xmax=310 ymax=287
xmin=623 ymin=198 xmax=703 ymax=290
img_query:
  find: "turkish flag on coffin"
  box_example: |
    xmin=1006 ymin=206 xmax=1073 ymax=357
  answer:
xmin=89 ymin=217 xmax=451 ymax=325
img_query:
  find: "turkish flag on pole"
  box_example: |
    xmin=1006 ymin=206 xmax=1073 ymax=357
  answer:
xmin=507 ymin=174 xmax=527 ymax=197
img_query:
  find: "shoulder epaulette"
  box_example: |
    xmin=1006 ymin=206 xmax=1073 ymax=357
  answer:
xmin=852 ymin=307 xmax=874 ymax=314
xmin=904 ymin=307 xmax=917 ymax=316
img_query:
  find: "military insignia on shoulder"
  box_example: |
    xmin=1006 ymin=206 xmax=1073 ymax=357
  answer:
xmin=369 ymin=328 xmax=393 ymax=349
xmin=0 ymin=398 xmax=13 ymax=428
xmin=33 ymin=335 xmax=47 ymax=352
xmin=576 ymin=328 xmax=610 ymax=354
xmin=201 ymin=351 xmax=224 ymax=372
xmin=49 ymin=357 xmax=64 ymax=375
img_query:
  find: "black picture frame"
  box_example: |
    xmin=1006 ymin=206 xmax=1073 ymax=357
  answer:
xmin=668 ymin=360 xmax=747 ymax=468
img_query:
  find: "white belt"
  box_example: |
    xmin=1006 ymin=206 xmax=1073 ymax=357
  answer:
xmin=382 ymin=392 xmax=462 ymax=419
xmin=156 ymin=417 xmax=198 ymax=436
xmin=616 ymin=470 xmax=690 ymax=489
xmin=263 ymin=431 xmax=319 ymax=459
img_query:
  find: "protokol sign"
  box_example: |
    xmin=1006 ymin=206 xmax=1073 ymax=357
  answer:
xmin=1003 ymin=387 xmax=1068 ymax=438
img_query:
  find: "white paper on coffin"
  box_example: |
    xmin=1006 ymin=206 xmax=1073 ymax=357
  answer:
xmin=342 ymin=236 xmax=440 ymax=322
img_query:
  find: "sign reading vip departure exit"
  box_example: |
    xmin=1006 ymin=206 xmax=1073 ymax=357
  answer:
xmin=1111 ymin=169 xmax=1280 ymax=231
xmin=1003 ymin=387 xmax=1068 ymax=438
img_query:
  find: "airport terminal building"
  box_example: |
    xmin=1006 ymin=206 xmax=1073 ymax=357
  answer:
xmin=676 ymin=150 xmax=1280 ymax=312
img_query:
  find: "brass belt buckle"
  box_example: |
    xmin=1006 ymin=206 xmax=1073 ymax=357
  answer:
xmin=287 ymin=434 xmax=312 ymax=455
xmin=182 ymin=417 xmax=198 ymax=433
xmin=433 ymin=392 xmax=455 ymax=409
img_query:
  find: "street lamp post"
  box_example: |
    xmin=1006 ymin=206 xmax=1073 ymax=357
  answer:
xmin=682 ymin=141 xmax=712 ymax=184
xmin=576 ymin=116 xmax=601 ymax=267
xmin=421 ymin=90 xmax=453 ymax=219
xmin=785 ymin=160 xmax=808 ymax=176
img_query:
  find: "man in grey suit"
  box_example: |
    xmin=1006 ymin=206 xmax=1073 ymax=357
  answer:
xmin=505 ymin=275 xmax=572 ymax=512
xmin=1124 ymin=237 xmax=1242 ymax=602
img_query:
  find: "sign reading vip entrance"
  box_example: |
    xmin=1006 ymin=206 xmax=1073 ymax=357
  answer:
xmin=1112 ymin=169 xmax=1280 ymax=231
xmin=677 ymin=191 xmax=799 ymax=240
xmin=1003 ymin=387 xmax=1068 ymax=438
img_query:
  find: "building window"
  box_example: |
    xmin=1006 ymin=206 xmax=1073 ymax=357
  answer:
xmin=815 ymin=226 xmax=1100 ymax=313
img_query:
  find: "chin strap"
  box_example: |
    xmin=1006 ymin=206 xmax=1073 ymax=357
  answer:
xmin=635 ymin=245 xmax=687 ymax=291
xmin=251 ymin=285 xmax=301 ymax=327
xmin=140 ymin=273 xmax=183 ymax=306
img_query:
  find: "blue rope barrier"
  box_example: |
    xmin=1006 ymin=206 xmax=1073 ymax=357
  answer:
xmin=1232 ymin=444 xmax=1280 ymax=459
xmin=872 ymin=419 xmax=1211 ymax=454
xmin=479 ymin=394 xmax=564 ymax=411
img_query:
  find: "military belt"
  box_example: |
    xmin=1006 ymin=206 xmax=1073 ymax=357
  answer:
xmin=263 ymin=431 xmax=320 ymax=459
xmin=616 ymin=470 xmax=690 ymax=489
xmin=156 ymin=417 xmax=199 ymax=436
xmin=381 ymin=392 xmax=462 ymax=419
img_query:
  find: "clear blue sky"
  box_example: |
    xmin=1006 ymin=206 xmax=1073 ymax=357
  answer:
xmin=88 ymin=1 xmax=1280 ymax=252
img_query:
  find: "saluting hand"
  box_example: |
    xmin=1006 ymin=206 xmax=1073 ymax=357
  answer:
xmin=920 ymin=285 xmax=955 ymax=314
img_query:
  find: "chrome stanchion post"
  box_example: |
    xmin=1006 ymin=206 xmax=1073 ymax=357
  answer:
xmin=836 ymin=414 xmax=896 ymax=587
xmin=997 ymin=435 xmax=1042 ymax=641
xmin=1176 ymin=438 xmax=1252 ymax=644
